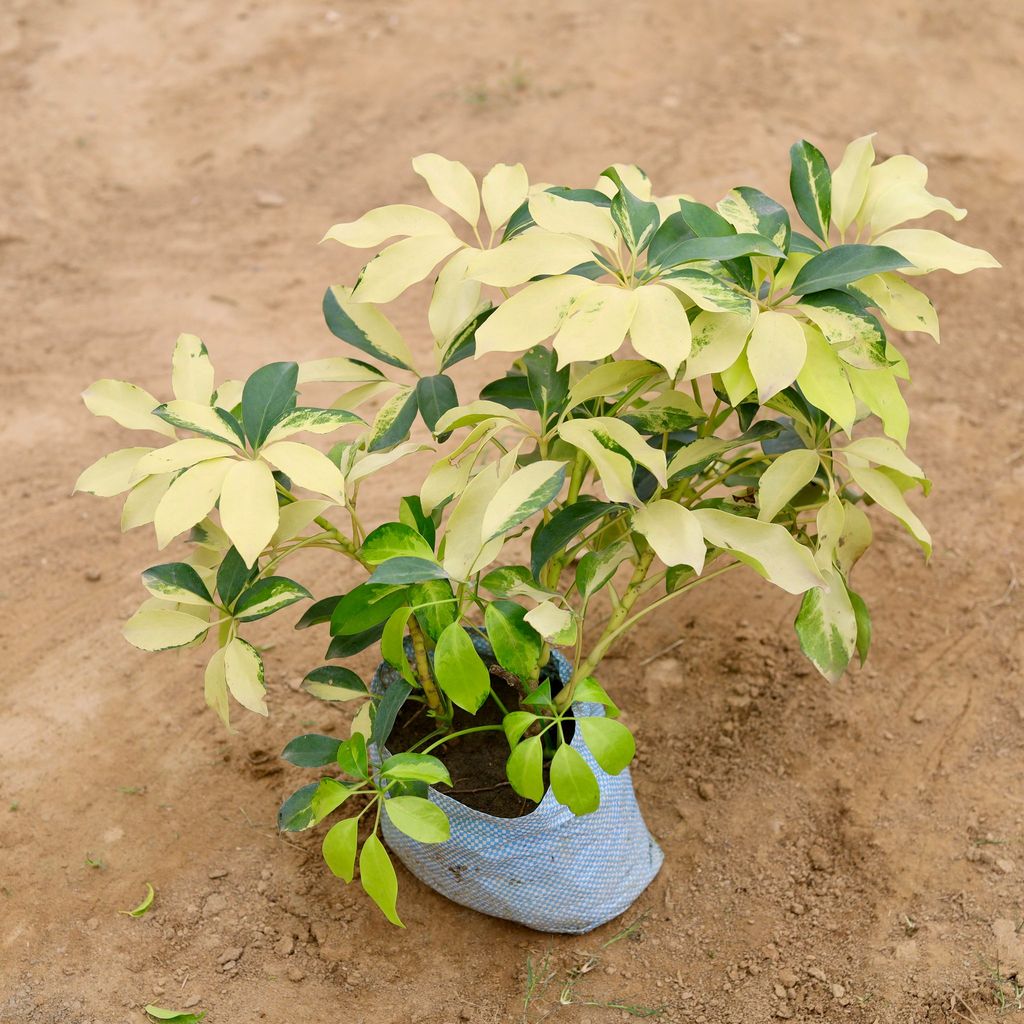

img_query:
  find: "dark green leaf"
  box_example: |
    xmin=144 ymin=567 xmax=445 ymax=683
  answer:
xmin=650 ymin=232 xmax=785 ymax=271
xmin=234 ymin=576 xmax=312 ymax=621
xmin=484 ymin=600 xmax=542 ymax=683
xmin=278 ymin=782 xmax=319 ymax=832
xmin=523 ymin=345 xmax=569 ymax=426
xmin=326 ymin=623 xmax=386 ymax=658
xmin=673 ymin=200 xmax=753 ymax=290
xmin=415 ymin=374 xmax=459 ymax=438
xmin=281 ymin=733 xmax=342 ymax=768
xmin=791 ymin=244 xmax=912 ymax=296
xmin=330 ymin=583 xmax=409 ymax=635
xmin=605 ymin=174 xmax=660 ymax=254
xmin=530 ymin=498 xmax=619 ymax=579
xmin=368 ymin=557 xmax=449 ymax=586
xmin=294 ymin=593 xmax=341 ymax=629
xmin=141 ymin=563 xmax=212 ymax=604
xmin=322 ymin=286 xmax=411 ymax=370
xmin=733 ymin=186 xmax=791 ymax=257
xmin=439 ymin=306 xmax=495 ymax=370
xmin=301 ymin=665 xmax=368 ymax=701
xmin=241 ymin=362 xmax=298 ymax=448
xmin=790 ymin=232 xmax=824 ymax=255
xmin=371 ymin=680 xmax=412 ymax=749
xmin=789 ymin=140 xmax=832 ymax=240
xmin=217 ymin=546 xmax=257 ymax=607
xmin=480 ymin=373 xmax=534 ymax=410
xmin=367 ymin=390 xmax=418 ymax=453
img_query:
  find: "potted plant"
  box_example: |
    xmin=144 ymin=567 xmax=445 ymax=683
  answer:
xmin=76 ymin=136 xmax=996 ymax=933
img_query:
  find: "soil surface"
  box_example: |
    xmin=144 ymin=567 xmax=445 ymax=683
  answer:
xmin=2 ymin=1 xmax=1023 ymax=1022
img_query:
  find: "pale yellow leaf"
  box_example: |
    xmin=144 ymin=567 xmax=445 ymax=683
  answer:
xmin=82 ymin=380 xmax=176 ymax=437
xmin=122 ymin=607 xmax=210 ymax=652
xmin=633 ymin=500 xmax=705 ymax=572
xmin=629 ymin=284 xmax=691 ymax=377
xmin=528 ymin=191 xmax=617 ymax=247
xmin=218 ymin=459 xmax=280 ymax=567
xmin=848 ymin=463 xmax=931 ymax=556
xmin=427 ymin=248 xmax=482 ymax=345
xmin=481 ymin=162 xmax=529 ymax=232
xmin=204 ymin=647 xmax=231 ymax=729
xmin=154 ymin=458 xmax=233 ymax=548
xmin=223 ymin=637 xmax=268 ymax=716
xmin=859 ymin=155 xmax=965 ymax=235
xmin=271 ymin=499 xmax=332 ymax=545
xmin=75 ymin=447 xmax=153 ymax=497
xmin=871 ymin=228 xmax=999 ymax=276
xmin=797 ymin=324 xmax=855 ymax=433
xmin=463 ymin=229 xmax=595 ymax=287
xmin=121 ymin=473 xmax=173 ymax=531
xmin=412 ymin=153 xmax=480 ymax=226
xmin=475 ymin=276 xmax=589 ymax=356
xmin=171 ymin=334 xmax=215 ymax=404
xmin=757 ymin=449 xmax=820 ymax=522
xmin=553 ymin=285 xmax=637 ymax=367
xmin=830 ymin=133 xmax=876 ymax=233
xmin=846 ymin=367 xmax=909 ymax=446
xmin=297 ymin=358 xmax=385 ymax=384
xmin=856 ymin=274 xmax=939 ymax=342
xmin=683 ymin=311 xmax=754 ymax=380
xmin=746 ymin=311 xmax=807 ymax=403
xmin=351 ymin=234 xmax=464 ymax=304
xmin=322 ymin=204 xmax=454 ymax=247
xmin=260 ymin=441 xmax=346 ymax=500
xmin=133 ymin=438 xmax=238 ymax=480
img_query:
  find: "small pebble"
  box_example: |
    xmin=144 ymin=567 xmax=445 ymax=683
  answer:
xmin=286 ymin=966 xmax=305 ymax=983
xmin=255 ymin=190 xmax=286 ymax=208
xmin=697 ymin=781 xmax=716 ymax=801
xmin=208 ymin=869 xmax=229 ymax=879
xmin=218 ymin=947 xmax=243 ymax=965
xmin=84 ymin=569 xmax=102 ymax=582
xmin=996 ymin=858 xmax=1015 ymax=874
xmin=831 ymin=983 xmax=846 ymax=998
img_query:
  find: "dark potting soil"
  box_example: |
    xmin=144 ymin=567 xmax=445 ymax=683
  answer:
xmin=388 ymin=675 xmax=566 ymax=819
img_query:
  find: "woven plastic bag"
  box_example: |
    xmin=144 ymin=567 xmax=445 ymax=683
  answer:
xmin=369 ymin=636 xmax=663 ymax=934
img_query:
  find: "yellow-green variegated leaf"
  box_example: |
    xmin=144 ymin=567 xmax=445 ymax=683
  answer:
xmin=75 ymin=447 xmax=153 ymax=496
xmin=263 ymin=408 xmax=362 ymax=445
xmin=858 ymin=155 xmax=966 ymax=236
xmin=260 ymin=441 xmax=346 ymax=501
xmin=171 ymin=334 xmax=215 ymax=404
xmin=871 ymin=228 xmax=999 ymax=276
xmin=132 ymin=437 xmax=238 ymax=480
xmin=794 ymin=568 xmax=858 ymax=683
xmin=441 ymin=460 xmax=510 ymax=581
xmin=848 ymin=463 xmax=931 ymax=556
xmin=528 ymin=191 xmax=617 ymax=247
xmin=223 ymin=637 xmax=268 ymax=716
xmin=633 ymin=500 xmax=705 ymax=572
xmin=683 ymin=311 xmax=754 ymax=380
xmin=756 ymin=449 xmax=820 ymax=522
xmin=797 ymin=297 xmax=888 ymax=371
xmin=692 ymin=508 xmax=824 ymax=594
xmin=271 ymin=499 xmax=332 ymax=545
xmin=523 ymin=601 xmax=576 ymax=645
xmin=830 ymin=133 xmax=875 ymax=233
xmin=153 ymin=400 xmax=242 ymax=444
xmin=463 ymin=230 xmax=595 ymax=287
xmin=665 ymin=271 xmax=754 ymax=316
xmin=348 ymin=442 xmax=431 ymax=487
xmin=214 ymin=379 xmax=244 ymax=410
xmin=475 ymin=276 xmax=588 ymax=356
xmin=324 ymin=285 xmax=417 ymax=368
xmin=122 ymin=607 xmax=210 ymax=652
xmin=428 ymin=248 xmax=483 ymax=346
xmin=813 ymin=492 xmax=846 ymax=570
xmin=82 ymin=380 xmax=176 ymax=437
xmin=204 ymin=647 xmax=231 ymax=729
xmin=322 ymin=204 xmax=455 ymax=247
xmin=298 ymin=358 xmax=386 ymax=384
xmin=154 ymin=458 xmax=233 ymax=548
xmin=419 ymin=424 xmax=500 ymax=514
xmin=121 ymin=473 xmax=173 ymax=531
xmin=553 ymin=285 xmax=637 ymax=367
xmin=595 ymin=164 xmax=653 ymax=200
xmin=566 ymin=359 xmax=663 ymax=409
xmin=841 ymin=436 xmax=927 ymax=484
xmin=856 ymin=274 xmax=939 ymax=342
xmin=351 ymin=234 xmax=464 ymax=304
xmin=219 ymin=458 xmax=280 ymax=567
xmin=797 ymin=324 xmax=856 ymax=433
xmin=557 ymin=418 xmax=666 ymax=505
xmin=746 ymin=311 xmax=807 ymax=403
xmin=629 ymin=284 xmax=691 ymax=377
xmin=412 ymin=153 xmax=480 ymax=226
xmin=482 ymin=162 xmax=529 ymax=232
xmin=481 ymin=460 xmax=566 ymax=541
xmin=433 ymin=400 xmax=527 ymax=434
xmin=837 ymin=499 xmax=873 ymax=576
xmin=846 ymin=367 xmax=909 ymax=446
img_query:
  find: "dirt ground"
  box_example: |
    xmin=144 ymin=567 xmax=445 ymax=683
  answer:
xmin=2 ymin=1 xmax=1023 ymax=1021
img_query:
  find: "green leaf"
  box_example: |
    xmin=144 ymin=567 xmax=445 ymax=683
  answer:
xmin=366 ymin=389 xmax=419 ymax=452
xmin=384 ymin=795 xmax=451 ymax=843
xmin=722 ymin=186 xmax=791 ymax=257
xmin=371 ymin=680 xmax=412 ymax=749
xmin=217 ymin=546 xmax=257 ymax=608
xmin=789 ymin=140 xmax=832 ymax=240
xmin=572 ymin=677 xmax=620 ymax=717
xmin=523 ymin=345 xmax=569 ymax=426
xmin=336 ymin=733 xmax=369 ymax=778
xmin=278 ymin=782 xmax=319 ymax=832
xmin=311 ymin=778 xmax=357 ymax=823
xmin=415 ymin=374 xmax=459 ymax=437
xmin=506 ymin=734 xmax=544 ymax=802
xmin=550 ymin=744 xmax=600 ymax=816
xmin=322 ymin=817 xmax=359 ymax=881
xmin=408 ymin=579 xmax=458 ymax=642
xmin=398 ymin=494 xmax=437 ymax=549
xmin=141 ymin=563 xmax=212 ymax=606
xmin=120 ymin=881 xmax=156 ymax=918
xmin=481 ymin=565 xmax=537 ymax=597
xmin=434 ymin=624 xmax=490 ymax=713
xmin=330 ymin=583 xmax=408 ymax=635
xmin=575 ymin=540 xmax=633 ymax=602
xmin=326 ymin=623 xmax=387 ymax=658
xmin=322 ymin=285 xmax=415 ymax=370
xmin=605 ymin=173 xmax=660 ymax=253
xmin=798 ymin=290 xmax=889 ymax=370
xmin=790 ymin=244 xmax=912 ymax=295
xmin=301 ymin=665 xmax=368 ymax=702
xmin=368 ymin=557 xmax=449 ymax=586
xmin=485 ymin=600 xmax=543 ymax=683
xmin=144 ymin=1006 xmax=206 ymax=1023
xmin=530 ymin=499 xmax=619 ymax=579
xmin=849 ymin=587 xmax=872 ymax=665
xmin=359 ymin=833 xmax=404 ymax=927
xmin=502 ymin=711 xmax=538 ymax=747
xmin=576 ymin=717 xmax=635 ymax=775
xmin=241 ymin=361 xmax=298 ymax=448
xmin=280 ymin=733 xmax=342 ymax=768
xmin=234 ymin=576 xmax=312 ymax=621
xmin=794 ymin=571 xmax=857 ymax=683
xmin=650 ymin=232 xmax=784 ymax=271
xmin=360 ymin=522 xmax=436 ymax=565
xmin=380 ymin=605 xmax=414 ymax=683
xmin=439 ymin=305 xmax=495 ymax=370
xmin=481 ymin=460 xmax=566 ymax=541
xmin=380 ymin=752 xmax=452 ymax=786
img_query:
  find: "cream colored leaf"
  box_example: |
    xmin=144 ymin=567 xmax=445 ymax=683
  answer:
xmin=351 ymin=234 xmax=464 ymax=304
xmin=683 ymin=311 xmax=754 ymax=380
xmin=214 ymin=379 xmax=243 ymax=410
xmin=481 ymin=162 xmax=529 ymax=232
xmin=271 ymin=499 xmax=333 ymax=545
xmin=557 ymin=418 xmax=666 ymax=505
xmin=475 ymin=276 xmax=589 ymax=356
xmin=82 ymin=380 xmax=176 ymax=437
xmin=837 ymin=499 xmax=873 ymax=576
xmin=133 ymin=437 xmax=238 ymax=480
xmin=350 ymin=701 xmax=372 ymax=739
xmin=665 ymin=271 xmax=754 ymax=316
xmin=122 ymin=607 xmax=210 ymax=652
xmin=871 ymin=228 xmax=999 ymax=276
xmin=322 ymin=204 xmax=455 ymax=247
xmin=848 ymin=463 xmax=931 ymax=556
xmin=347 ymin=442 xmax=431 ymax=487
xmin=428 ymin=247 xmax=482 ymax=345
xmin=797 ymin=324 xmax=855 ymax=433
xmin=260 ymin=441 xmax=346 ymax=501
xmin=746 ymin=311 xmax=807 ymax=403
xmin=757 ymin=449 xmax=820 ymax=522
xmin=553 ymin=285 xmax=637 ymax=367
xmin=480 ymin=460 xmax=566 ymax=541
xmin=629 ymin=284 xmax=691 ymax=377
xmin=154 ymin=458 xmax=233 ymax=548
xmin=814 ymin=492 xmax=846 ymax=570
xmin=846 ymin=367 xmax=909 ymax=446
xmin=332 ymin=380 xmax=401 ymax=412
xmin=171 ymin=334 xmax=215 ymax=404
xmin=218 ymin=459 xmax=280 ymax=567
xmin=523 ymin=601 xmax=576 ymax=644
xmin=441 ymin=460 xmax=508 ymax=581
xmin=841 ymin=436 xmax=926 ymax=481
xmin=856 ymin=274 xmax=939 ymax=342
xmin=75 ymin=447 xmax=153 ymax=496
xmin=463 ymin=229 xmax=595 ymax=287
xmin=830 ymin=133 xmax=876 ymax=233
xmin=204 ymin=647 xmax=231 ymax=729
xmin=859 ymin=155 xmax=965 ymax=235
xmin=528 ymin=191 xmax=618 ymax=247
xmin=633 ymin=500 xmax=705 ymax=572
xmin=224 ymin=637 xmax=268 ymax=716
xmin=412 ymin=153 xmax=480 ymax=226
xmin=566 ymin=359 xmax=663 ymax=408
xmin=693 ymin=508 xmax=824 ymax=594
xmin=325 ymin=285 xmax=418 ymax=368
xmin=298 ymin=358 xmax=385 ymax=384
xmin=121 ymin=473 xmax=173 ymax=531
xmin=595 ymin=164 xmax=652 ymax=200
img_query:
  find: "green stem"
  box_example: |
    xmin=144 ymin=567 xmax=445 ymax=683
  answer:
xmin=407 ymin=616 xmax=450 ymax=726
xmin=420 ymin=725 xmax=504 ymax=755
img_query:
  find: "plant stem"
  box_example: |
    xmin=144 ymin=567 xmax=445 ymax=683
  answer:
xmin=407 ymin=616 xmax=450 ymax=726
xmin=420 ymin=724 xmax=504 ymax=755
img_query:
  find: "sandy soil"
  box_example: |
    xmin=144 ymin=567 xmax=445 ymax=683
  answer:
xmin=2 ymin=1 xmax=1023 ymax=1021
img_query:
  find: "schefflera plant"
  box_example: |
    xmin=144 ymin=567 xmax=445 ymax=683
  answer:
xmin=77 ymin=137 xmax=996 ymax=926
